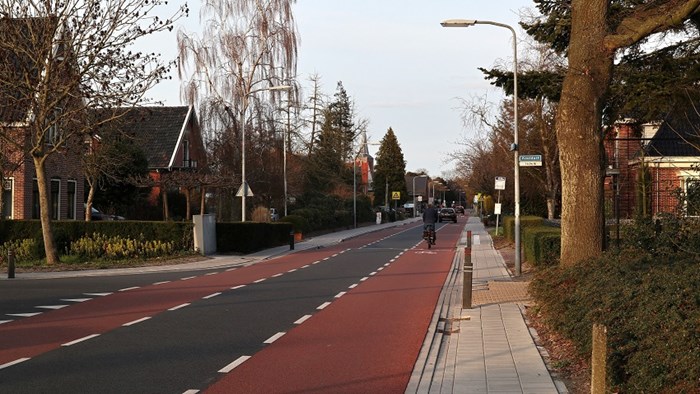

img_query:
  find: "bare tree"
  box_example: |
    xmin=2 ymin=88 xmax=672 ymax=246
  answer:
xmin=0 ymin=1 xmax=187 ymax=264
xmin=177 ymin=0 xmax=298 ymax=220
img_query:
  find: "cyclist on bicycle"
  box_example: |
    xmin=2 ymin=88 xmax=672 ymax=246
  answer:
xmin=422 ymin=203 xmax=438 ymax=242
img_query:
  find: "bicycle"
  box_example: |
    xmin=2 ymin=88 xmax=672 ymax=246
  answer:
xmin=423 ymin=224 xmax=436 ymax=249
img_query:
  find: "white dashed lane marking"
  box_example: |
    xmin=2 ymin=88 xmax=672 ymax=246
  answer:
xmin=7 ymin=313 xmax=42 ymax=318
xmin=62 ymin=334 xmax=100 ymax=347
xmin=0 ymin=358 xmax=30 ymax=370
xmin=61 ymin=298 xmax=91 ymax=302
xmin=294 ymin=315 xmax=312 ymax=324
xmin=317 ymin=302 xmax=331 ymax=310
xmin=264 ymin=332 xmax=285 ymax=344
xmin=36 ymin=305 xmax=68 ymax=310
xmin=219 ymin=356 xmax=251 ymax=373
xmin=123 ymin=317 xmax=151 ymax=327
xmin=118 ymin=286 xmax=140 ymax=292
xmin=169 ymin=303 xmax=190 ymax=311
xmin=203 ymin=292 xmax=221 ymax=300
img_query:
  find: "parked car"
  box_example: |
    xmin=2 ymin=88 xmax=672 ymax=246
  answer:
xmin=438 ymin=208 xmax=457 ymax=223
xmin=89 ymin=206 xmax=125 ymax=221
xmin=454 ymin=205 xmax=465 ymax=214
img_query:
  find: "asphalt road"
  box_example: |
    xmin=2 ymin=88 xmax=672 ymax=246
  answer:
xmin=0 ymin=221 xmax=463 ymax=393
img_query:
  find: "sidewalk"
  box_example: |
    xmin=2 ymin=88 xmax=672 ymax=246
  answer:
xmin=407 ymin=216 xmax=567 ymax=394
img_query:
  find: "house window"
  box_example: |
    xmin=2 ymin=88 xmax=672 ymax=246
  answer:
xmin=67 ymin=180 xmax=76 ymax=220
xmin=685 ymin=178 xmax=700 ymax=216
xmin=46 ymin=108 xmax=62 ymax=146
xmin=51 ymin=179 xmax=60 ymax=220
xmin=182 ymin=140 xmax=196 ymax=167
xmin=2 ymin=178 xmax=13 ymax=219
xmin=32 ymin=180 xmax=39 ymax=219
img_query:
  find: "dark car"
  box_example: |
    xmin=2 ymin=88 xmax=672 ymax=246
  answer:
xmin=90 ymin=207 xmax=125 ymax=221
xmin=454 ymin=205 xmax=465 ymax=214
xmin=438 ymin=208 xmax=457 ymax=223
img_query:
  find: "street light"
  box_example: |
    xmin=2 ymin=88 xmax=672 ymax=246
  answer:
xmin=413 ymin=175 xmax=428 ymax=218
xmin=441 ymin=18 xmax=521 ymax=275
xmin=240 ymin=84 xmax=291 ymax=222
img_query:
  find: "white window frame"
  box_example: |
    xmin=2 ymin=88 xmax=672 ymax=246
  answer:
xmin=683 ymin=177 xmax=700 ymax=217
xmin=2 ymin=177 xmax=13 ymax=219
xmin=51 ymin=179 xmax=61 ymax=220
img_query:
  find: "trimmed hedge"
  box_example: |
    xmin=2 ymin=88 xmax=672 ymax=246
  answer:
xmin=522 ymin=225 xmax=561 ymax=267
xmin=502 ymin=215 xmax=545 ymax=241
xmin=216 ymin=222 xmax=292 ymax=254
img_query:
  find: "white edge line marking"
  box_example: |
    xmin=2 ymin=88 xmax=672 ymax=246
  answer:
xmin=203 ymin=292 xmax=221 ymax=299
xmin=0 ymin=358 xmax=30 ymax=370
xmin=153 ymin=281 xmax=171 ymax=286
xmin=264 ymin=332 xmax=286 ymax=344
xmin=231 ymin=285 xmax=246 ymax=290
xmin=287 ymin=268 xmax=297 ymax=273
xmin=272 ymin=273 xmax=282 ymax=278
xmin=384 ymin=263 xmax=391 ymax=267
xmin=317 ymin=302 xmax=332 ymax=310
xmin=369 ymin=272 xmax=377 ymax=276
xmin=360 ymin=277 xmax=369 ymax=282
xmin=219 ymin=356 xmax=251 ymax=373
xmin=62 ymin=334 xmax=100 ymax=347
xmin=331 ymin=254 xmax=338 ymax=257
xmin=182 ymin=390 xmax=200 ymax=394
xmin=321 ymin=258 xmax=329 ymax=261
xmin=84 ymin=292 xmax=112 ymax=297
xmin=301 ymin=264 xmax=310 ymax=269
xmin=294 ymin=315 xmax=312 ymax=324
xmin=118 ymin=286 xmax=140 ymax=292
xmin=377 ymin=267 xmax=384 ymax=271
xmin=254 ymin=278 xmax=266 ymax=283
xmin=0 ymin=320 xmax=14 ymax=324
xmin=181 ymin=276 xmax=196 ymax=281
xmin=226 ymin=267 xmax=237 ymax=272
xmin=123 ymin=317 xmax=152 ymax=326
xmin=348 ymin=283 xmax=358 ymax=289
xmin=335 ymin=291 xmax=346 ymax=298
xmin=205 ymin=272 xmax=218 ymax=276
xmin=169 ymin=303 xmax=190 ymax=311
xmin=36 ymin=305 xmax=68 ymax=310
xmin=61 ymin=298 xmax=91 ymax=302
xmin=390 ymin=259 xmax=396 ymax=262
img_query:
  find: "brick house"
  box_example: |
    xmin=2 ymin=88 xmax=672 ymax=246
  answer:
xmin=604 ymin=114 xmax=700 ymax=218
xmin=1 ymin=17 xmax=85 ymax=220
xmin=103 ymin=106 xmax=207 ymax=216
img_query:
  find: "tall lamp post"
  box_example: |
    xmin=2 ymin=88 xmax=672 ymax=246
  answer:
xmin=441 ymin=19 xmax=521 ymax=275
xmin=240 ymin=84 xmax=291 ymax=222
xmin=413 ymin=175 xmax=428 ymax=218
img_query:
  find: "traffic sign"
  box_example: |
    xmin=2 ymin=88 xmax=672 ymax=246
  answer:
xmin=495 ymin=176 xmax=506 ymax=190
xmin=391 ymin=191 xmax=401 ymax=200
xmin=519 ymin=154 xmax=542 ymax=167
xmin=236 ymin=182 xmax=254 ymax=197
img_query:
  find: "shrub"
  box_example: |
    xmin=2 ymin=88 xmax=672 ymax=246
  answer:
xmin=0 ymin=238 xmax=41 ymax=263
xmin=522 ymin=225 xmax=561 ymax=267
xmin=280 ymin=214 xmax=308 ymax=233
xmin=530 ymin=215 xmax=700 ymax=391
xmin=70 ymin=233 xmax=175 ymax=260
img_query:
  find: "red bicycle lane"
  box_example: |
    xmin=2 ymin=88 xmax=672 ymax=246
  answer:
xmin=204 ymin=222 xmax=464 ymax=394
xmin=0 ymin=225 xmax=413 ymax=368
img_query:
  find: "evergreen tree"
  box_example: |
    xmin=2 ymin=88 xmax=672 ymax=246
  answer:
xmin=374 ymin=128 xmax=408 ymax=206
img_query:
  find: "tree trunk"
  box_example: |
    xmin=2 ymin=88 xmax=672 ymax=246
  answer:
xmin=556 ymin=0 xmax=613 ymax=265
xmin=200 ymin=186 xmax=206 ymax=215
xmin=185 ymin=187 xmax=192 ymax=221
xmin=33 ymin=156 xmax=59 ymax=264
xmin=85 ymin=183 xmax=96 ymax=221
xmin=162 ymin=189 xmax=169 ymax=221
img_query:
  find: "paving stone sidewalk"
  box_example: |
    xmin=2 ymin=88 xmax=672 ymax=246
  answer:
xmin=407 ymin=216 xmax=567 ymax=394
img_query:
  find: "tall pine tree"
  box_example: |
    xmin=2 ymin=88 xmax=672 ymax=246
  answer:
xmin=374 ymin=128 xmax=408 ymax=206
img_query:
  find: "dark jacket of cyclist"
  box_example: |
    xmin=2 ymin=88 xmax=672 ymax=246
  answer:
xmin=423 ymin=204 xmax=438 ymax=224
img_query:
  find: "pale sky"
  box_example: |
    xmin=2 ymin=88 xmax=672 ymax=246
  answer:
xmin=145 ymin=0 xmax=536 ymax=178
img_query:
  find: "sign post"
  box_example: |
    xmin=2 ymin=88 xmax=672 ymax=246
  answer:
xmin=494 ymin=177 xmax=506 ymax=234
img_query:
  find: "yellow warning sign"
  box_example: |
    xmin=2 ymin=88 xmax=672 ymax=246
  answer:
xmin=391 ymin=191 xmax=401 ymax=200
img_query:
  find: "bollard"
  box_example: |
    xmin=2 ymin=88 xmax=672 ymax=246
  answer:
xmin=289 ymin=230 xmax=295 ymax=250
xmin=467 ymin=230 xmax=472 ymax=248
xmin=463 ymin=246 xmax=472 ymax=309
xmin=8 ymin=250 xmax=15 ymax=279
